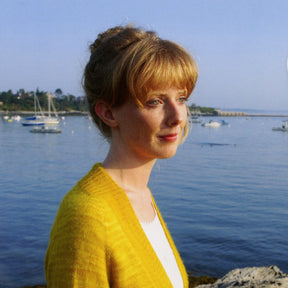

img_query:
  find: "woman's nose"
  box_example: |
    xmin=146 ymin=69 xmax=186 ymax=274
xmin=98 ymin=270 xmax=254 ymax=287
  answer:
xmin=166 ymin=102 xmax=185 ymax=127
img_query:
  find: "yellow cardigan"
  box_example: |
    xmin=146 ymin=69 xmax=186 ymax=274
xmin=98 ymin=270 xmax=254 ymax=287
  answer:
xmin=45 ymin=163 xmax=188 ymax=288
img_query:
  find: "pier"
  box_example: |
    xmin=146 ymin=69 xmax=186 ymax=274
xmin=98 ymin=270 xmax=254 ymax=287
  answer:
xmin=213 ymin=109 xmax=288 ymax=117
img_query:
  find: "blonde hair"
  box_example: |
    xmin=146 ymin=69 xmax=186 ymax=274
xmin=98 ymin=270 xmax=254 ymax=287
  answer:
xmin=83 ymin=25 xmax=198 ymax=139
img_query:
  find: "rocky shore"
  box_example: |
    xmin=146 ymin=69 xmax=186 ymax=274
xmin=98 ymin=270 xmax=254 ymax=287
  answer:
xmin=195 ymin=266 xmax=288 ymax=288
xmin=22 ymin=266 xmax=288 ymax=288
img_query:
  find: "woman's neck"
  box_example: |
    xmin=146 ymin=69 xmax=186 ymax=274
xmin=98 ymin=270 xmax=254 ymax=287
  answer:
xmin=102 ymin=159 xmax=155 ymax=193
xmin=102 ymin=144 xmax=156 ymax=193
xmin=102 ymin=144 xmax=157 ymax=222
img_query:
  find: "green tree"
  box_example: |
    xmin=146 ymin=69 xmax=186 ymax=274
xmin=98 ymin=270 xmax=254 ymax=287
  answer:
xmin=55 ymin=88 xmax=63 ymax=98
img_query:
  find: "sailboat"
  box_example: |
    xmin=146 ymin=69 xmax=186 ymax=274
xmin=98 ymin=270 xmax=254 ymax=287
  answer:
xmin=22 ymin=92 xmax=60 ymax=126
xmin=44 ymin=92 xmax=60 ymax=125
xmin=21 ymin=92 xmax=45 ymax=126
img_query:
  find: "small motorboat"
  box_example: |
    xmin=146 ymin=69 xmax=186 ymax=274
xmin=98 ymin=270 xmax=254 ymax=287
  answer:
xmin=191 ymin=116 xmax=202 ymax=124
xmin=272 ymin=120 xmax=288 ymax=132
xmin=30 ymin=126 xmax=61 ymax=134
xmin=220 ymin=120 xmax=230 ymax=126
xmin=202 ymin=120 xmax=222 ymax=128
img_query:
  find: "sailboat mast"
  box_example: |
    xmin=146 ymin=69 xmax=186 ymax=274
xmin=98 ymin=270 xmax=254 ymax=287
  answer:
xmin=48 ymin=93 xmax=51 ymax=117
xmin=34 ymin=92 xmax=37 ymax=116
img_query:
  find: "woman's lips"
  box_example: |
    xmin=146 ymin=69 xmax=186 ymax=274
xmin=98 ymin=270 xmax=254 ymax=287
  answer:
xmin=158 ymin=133 xmax=178 ymax=142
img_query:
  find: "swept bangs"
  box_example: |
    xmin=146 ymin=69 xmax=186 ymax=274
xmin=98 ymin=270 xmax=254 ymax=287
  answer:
xmin=125 ymin=39 xmax=198 ymax=106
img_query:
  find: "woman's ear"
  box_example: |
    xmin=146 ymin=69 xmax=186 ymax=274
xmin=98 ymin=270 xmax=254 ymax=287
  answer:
xmin=95 ymin=101 xmax=118 ymax=128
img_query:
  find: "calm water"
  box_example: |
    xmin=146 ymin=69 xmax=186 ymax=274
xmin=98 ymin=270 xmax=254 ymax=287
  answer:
xmin=0 ymin=115 xmax=287 ymax=287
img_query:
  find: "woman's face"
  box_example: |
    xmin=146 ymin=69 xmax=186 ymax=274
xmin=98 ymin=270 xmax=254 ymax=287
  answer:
xmin=111 ymin=87 xmax=188 ymax=161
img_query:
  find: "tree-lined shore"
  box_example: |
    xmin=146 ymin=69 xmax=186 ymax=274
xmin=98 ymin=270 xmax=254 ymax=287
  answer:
xmin=0 ymin=89 xmax=217 ymax=116
xmin=0 ymin=89 xmax=87 ymax=113
xmin=6 ymin=89 xmax=286 ymax=117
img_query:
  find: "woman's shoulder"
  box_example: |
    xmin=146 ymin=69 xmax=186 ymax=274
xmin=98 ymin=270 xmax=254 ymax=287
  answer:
xmin=56 ymin=163 xmax=123 ymax=222
xmin=75 ymin=162 xmax=121 ymax=197
xmin=62 ymin=163 xmax=112 ymax=198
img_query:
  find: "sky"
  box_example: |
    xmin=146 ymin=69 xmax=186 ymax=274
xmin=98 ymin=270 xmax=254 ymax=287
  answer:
xmin=1 ymin=0 xmax=288 ymax=111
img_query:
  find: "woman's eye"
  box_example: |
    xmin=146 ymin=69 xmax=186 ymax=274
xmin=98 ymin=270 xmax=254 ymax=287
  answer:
xmin=147 ymin=99 xmax=161 ymax=106
xmin=178 ymin=97 xmax=188 ymax=103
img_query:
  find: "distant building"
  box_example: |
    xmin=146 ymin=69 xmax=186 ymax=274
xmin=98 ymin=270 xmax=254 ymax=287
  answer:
xmin=214 ymin=109 xmax=246 ymax=117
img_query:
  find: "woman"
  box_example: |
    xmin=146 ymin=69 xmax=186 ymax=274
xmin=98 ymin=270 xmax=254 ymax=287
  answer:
xmin=45 ymin=25 xmax=198 ymax=288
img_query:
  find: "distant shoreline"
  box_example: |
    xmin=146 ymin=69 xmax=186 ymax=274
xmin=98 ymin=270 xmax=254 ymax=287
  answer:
xmin=1 ymin=110 xmax=288 ymax=118
xmin=244 ymin=113 xmax=288 ymax=117
xmin=0 ymin=111 xmax=88 ymax=116
xmin=196 ymin=112 xmax=288 ymax=118
xmin=217 ymin=113 xmax=288 ymax=117
xmin=205 ymin=108 xmax=288 ymax=118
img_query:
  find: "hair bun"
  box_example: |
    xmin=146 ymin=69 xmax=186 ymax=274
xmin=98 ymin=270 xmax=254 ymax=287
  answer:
xmin=89 ymin=26 xmax=126 ymax=54
xmin=89 ymin=25 xmax=157 ymax=55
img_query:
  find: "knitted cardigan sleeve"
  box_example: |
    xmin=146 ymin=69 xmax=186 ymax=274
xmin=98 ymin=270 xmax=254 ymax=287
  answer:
xmin=45 ymin=184 xmax=111 ymax=287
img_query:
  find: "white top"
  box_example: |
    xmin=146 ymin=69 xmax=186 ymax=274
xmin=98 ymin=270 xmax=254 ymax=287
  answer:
xmin=141 ymin=213 xmax=184 ymax=288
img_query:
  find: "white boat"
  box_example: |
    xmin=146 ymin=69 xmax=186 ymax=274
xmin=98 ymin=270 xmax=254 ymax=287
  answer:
xmin=202 ymin=120 xmax=222 ymax=127
xmin=3 ymin=115 xmax=14 ymax=122
xmin=272 ymin=120 xmax=288 ymax=132
xmin=22 ymin=92 xmax=60 ymax=126
xmin=13 ymin=115 xmax=21 ymax=121
xmin=44 ymin=116 xmax=60 ymax=125
xmin=30 ymin=126 xmax=61 ymax=134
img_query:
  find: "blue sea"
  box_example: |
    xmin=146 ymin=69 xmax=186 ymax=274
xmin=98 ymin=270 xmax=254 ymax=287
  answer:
xmin=1 ymin=115 xmax=288 ymax=287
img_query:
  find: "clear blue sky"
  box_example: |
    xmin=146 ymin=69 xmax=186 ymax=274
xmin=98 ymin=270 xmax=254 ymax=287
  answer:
xmin=1 ymin=0 xmax=288 ymax=110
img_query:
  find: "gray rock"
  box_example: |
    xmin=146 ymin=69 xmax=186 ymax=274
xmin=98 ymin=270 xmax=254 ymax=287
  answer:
xmin=196 ymin=266 xmax=288 ymax=288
